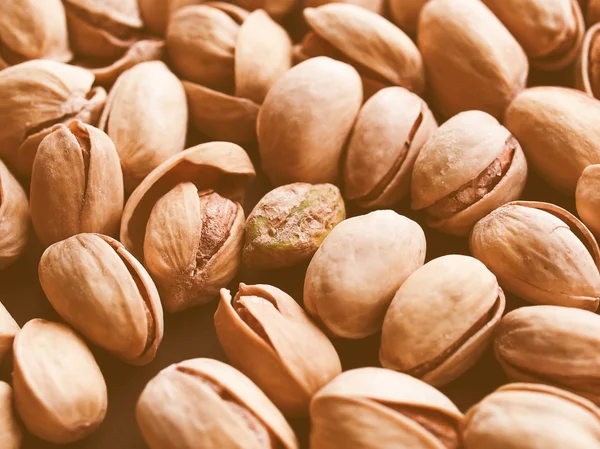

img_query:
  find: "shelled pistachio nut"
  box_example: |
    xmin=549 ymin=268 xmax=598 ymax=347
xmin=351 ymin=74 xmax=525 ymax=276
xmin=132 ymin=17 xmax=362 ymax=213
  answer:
xmin=494 ymin=306 xmax=600 ymax=405
xmin=418 ymin=0 xmax=528 ymax=120
xmin=471 ymin=201 xmax=600 ymax=310
xmin=136 ymin=358 xmax=299 ymax=449
xmin=0 ymin=160 xmax=29 ymax=270
xmin=243 ymin=183 xmax=345 ymax=270
xmin=13 ymin=319 xmax=107 ymax=444
xmin=380 ymin=255 xmax=505 ymax=387
xmin=0 ymin=382 xmax=21 ymax=449
xmin=39 ymin=234 xmax=164 ymax=365
xmin=344 ymin=87 xmax=437 ymax=208
xmin=167 ymin=4 xmax=292 ymax=143
xmin=463 ymin=383 xmax=600 ymax=449
xmin=577 ymin=164 xmax=600 ymax=237
xmin=304 ymin=0 xmax=384 ymax=14
xmin=215 ymin=284 xmax=342 ymax=415
xmin=258 ymin=57 xmax=362 ymax=185
xmin=304 ymin=210 xmax=426 ymax=339
xmin=389 ymin=0 xmax=430 ymax=36
xmin=0 ymin=302 xmax=19 ymax=364
xmin=411 ymin=110 xmax=528 ymax=236
xmin=310 ymin=368 xmax=463 ymax=449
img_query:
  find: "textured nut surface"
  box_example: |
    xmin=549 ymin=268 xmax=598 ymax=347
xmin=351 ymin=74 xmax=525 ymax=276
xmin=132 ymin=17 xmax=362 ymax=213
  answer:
xmin=0 ymin=160 xmax=29 ymax=270
xmin=0 ymin=302 xmax=19 ymax=364
xmin=577 ymin=164 xmax=600 ymax=236
xmin=0 ymin=381 xmax=22 ymax=449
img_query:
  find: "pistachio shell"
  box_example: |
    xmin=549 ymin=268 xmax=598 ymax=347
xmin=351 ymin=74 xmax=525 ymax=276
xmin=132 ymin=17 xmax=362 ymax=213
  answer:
xmin=380 ymin=255 xmax=505 ymax=387
xmin=494 ymin=307 xmax=600 ymax=405
xmin=13 ymin=319 xmax=107 ymax=444
xmin=0 ymin=382 xmax=21 ymax=449
xmin=0 ymin=302 xmax=19 ymax=364
xmin=39 ymin=234 xmax=164 ymax=365
xmin=389 ymin=0 xmax=430 ymax=35
xmin=139 ymin=0 xmax=171 ymax=35
xmin=234 ymin=0 xmax=298 ymax=17
xmin=0 ymin=160 xmax=29 ymax=270
xmin=304 ymin=210 xmax=426 ymax=339
xmin=470 ymin=201 xmax=600 ymax=310
xmin=589 ymin=0 xmax=600 ymax=26
xmin=304 ymin=0 xmax=384 ymax=13
xmin=418 ymin=0 xmax=528 ymax=120
xmin=575 ymin=23 xmax=600 ymax=98
xmin=577 ymin=164 xmax=600 ymax=237
xmin=311 ymin=368 xmax=463 ymax=449
xmin=136 ymin=358 xmax=299 ymax=449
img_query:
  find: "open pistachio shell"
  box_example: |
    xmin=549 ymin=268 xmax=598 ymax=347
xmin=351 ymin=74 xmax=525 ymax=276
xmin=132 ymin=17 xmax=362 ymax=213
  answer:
xmin=576 ymin=23 xmax=600 ymax=98
xmin=0 ymin=302 xmax=19 ymax=364
xmin=0 ymin=382 xmax=21 ymax=449
xmin=577 ymin=164 xmax=600 ymax=237
xmin=0 ymin=160 xmax=29 ymax=270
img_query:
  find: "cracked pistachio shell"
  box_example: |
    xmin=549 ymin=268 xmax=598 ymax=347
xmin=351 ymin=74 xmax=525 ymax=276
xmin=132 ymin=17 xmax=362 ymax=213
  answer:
xmin=13 ymin=319 xmax=107 ymax=444
xmin=344 ymin=87 xmax=438 ymax=208
xmin=243 ymin=183 xmax=345 ymax=270
xmin=30 ymin=121 xmax=124 ymax=247
xmin=121 ymin=142 xmax=255 ymax=260
xmin=505 ymin=87 xmax=600 ymax=194
xmin=215 ymin=284 xmax=342 ymax=415
xmin=0 ymin=302 xmax=19 ymax=364
xmin=311 ymin=367 xmax=463 ymax=449
xmin=0 ymin=0 xmax=72 ymax=65
xmin=577 ymin=164 xmax=600 ymax=237
xmin=0 ymin=382 xmax=21 ymax=449
xmin=380 ymin=255 xmax=505 ymax=387
xmin=0 ymin=160 xmax=29 ymax=270
xmin=304 ymin=210 xmax=426 ymax=339
xmin=304 ymin=0 xmax=384 ymax=13
xmin=144 ymin=184 xmax=245 ymax=312
xmin=463 ymin=383 xmax=600 ymax=449
xmin=99 ymin=61 xmax=187 ymax=192
xmin=411 ymin=111 xmax=528 ymax=236
xmin=576 ymin=23 xmax=600 ymax=98
xmin=471 ymin=201 xmax=600 ymax=311
xmin=418 ymin=0 xmax=528 ymax=120
xmin=0 ymin=60 xmax=106 ymax=177
xmin=137 ymin=358 xmax=299 ymax=449
xmin=389 ymin=0 xmax=430 ymax=35
xmin=39 ymin=234 xmax=164 ymax=365
xmin=258 ymin=57 xmax=362 ymax=186
xmin=494 ymin=306 xmax=600 ymax=405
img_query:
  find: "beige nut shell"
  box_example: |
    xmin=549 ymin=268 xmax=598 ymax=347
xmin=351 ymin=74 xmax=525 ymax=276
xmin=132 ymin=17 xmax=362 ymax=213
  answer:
xmin=577 ymin=164 xmax=600 ymax=237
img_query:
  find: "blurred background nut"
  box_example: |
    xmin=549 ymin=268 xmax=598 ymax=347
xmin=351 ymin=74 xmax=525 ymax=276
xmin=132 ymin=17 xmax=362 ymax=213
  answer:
xmin=167 ymin=4 xmax=292 ymax=143
xmin=258 ymin=57 xmax=362 ymax=186
xmin=243 ymin=183 xmax=345 ymax=270
xmin=589 ymin=0 xmax=600 ymax=25
xmin=577 ymin=23 xmax=600 ymax=98
xmin=0 ymin=160 xmax=29 ymax=271
xmin=136 ymin=358 xmax=299 ymax=449
xmin=418 ymin=0 xmax=528 ymax=120
xmin=380 ymin=255 xmax=505 ymax=387
xmin=304 ymin=210 xmax=426 ymax=339
xmin=30 ymin=121 xmax=124 ymax=247
xmin=12 ymin=319 xmax=107 ymax=444
xmin=235 ymin=0 xmax=299 ymax=18
xmin=0 ymin=302 xmax=19 ymax=364
xmin=577 ymin=164 xmax=600 ymax=237
xmin=310 ymin=368 xmax=463 ymax=449
xmin=344 ymin=87 xmax=437 ymax=208
xmin=389 ymin=0 xmax=430 ymax=36
xmin=463 ymin=383 xmax=600 ymax=449
xmin=0 ymin=381 xmax=21 ymax=449
xmin=304 ymin=0 xmax=384 ymax=14
xmin=471 ymin=201 xmax=600 ymax=311
xmin=411 ymin=111 xmax=527 ymax=236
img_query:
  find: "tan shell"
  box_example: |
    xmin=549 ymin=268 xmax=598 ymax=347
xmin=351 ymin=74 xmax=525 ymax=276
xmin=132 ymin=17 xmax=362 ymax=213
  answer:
xmin=380 ymin=255 xmax=505 ymax=387
xmin=99 ymin=61 xmax=187 ymax=192
xmin=589 ymin=0 xmax=600 ymax=26
xmin=505 ymin=86 xmax=600 ymax=194
xmin=494 ymin=307 xmax=600 ymax=405
xmin=30 ymin=121 xmax=124 ymax=247
xmin=39 ymin=234 xmax=164 ymax=365
xmin=304 ymin=0 xmax=384 ymax=14
xmin=139 ymin=0 xmax=171 ymax=35
xmin=576 ymin=23 xmax=600 ymax=98
xmin=12 ymin=319 xmax=107 ymax=444
xmin=120 ymin=142 xmax=255 ymax=260
xmin=411 ymin=110 xmax=528 ymax=236
xmin=0 ymin=382 xmax=22 ymax=449
xmin=463 ymin=383 xmax=600 ymax=449
xmin=418 ymin=0 xmax=528 ymax=120
xmin=310 ymin=367 xmax=463 ymax=449
xmin=136 ymin=358 xmax=299 ymax=449
xmin=0 ymin=302 xmax=19 ymax=364
xmin=0 ymin=160 xmax=29 ymax=270
xmin=234 ymin=0 xmax=299 ymax=17
xmin=304 ymin=210 xmax=426 ymax=339
xmin=344 ymin=87 xmax=438 ymax=208
xmin=258 ymin=56 xmax=362 ymax=186
xmin=389 ymin=0 xmax=430 ymax=36
xmin=470 ymin=201 xmax=600 ymax=311
xmin=215 ymin=284 xmax=342 ymax=415
xmin=577 ymin=164 xmax=600 ymax=237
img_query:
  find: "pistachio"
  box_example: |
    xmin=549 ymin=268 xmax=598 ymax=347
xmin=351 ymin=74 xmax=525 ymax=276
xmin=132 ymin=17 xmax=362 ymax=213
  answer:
xmin=577 ymin=164 xmax=600 ymax=237
xmin=243 ymin=183 xmax=345 ymax=270
xmin=0 ymin=302 xmax=19 ymax=364
xmin=380 ymin=255 xmax=505 ymax=387
xmin=411 ymin=110 xmax=528 ymax=236
xmin=418 ymin=0 xmax=528 ymax=120
xmin=12 ymin=319 xmax=107 ymax=444
xmin=0 ymin=382 xmax=22 ymax=449
xmin=139 ymin=0 xmax=171 ymax=35
xmin=505 ymin=86 xmax=600 ymax=194
xmin=234 ymin=0 xmax=299 ymax=18
xmin=344 ymin=87 xmax=438 ymax=208
xmin=258 ymin=57 xmax=362 ymax=185
xmin=215 ymin=284 xmax=342 ymax=415
xmin=304 ymin=0 xmax=384 ymax=14
xmin=470 ymin=201 xmax=600 ymax=311
xmin=0 ymin=160 xmax=29 ymax=270
xmin=30 ymin=121 xmax=124 ymax=247
xmin=494 ymin=306 xmax=600 ymax=405
xmin=576 ymin=23 xmax=600 ymax=98
xmin=463 ymin=383 xmax=600 ymax=449
xmin=99 ymin=61 xmax=187 ymax=192
xmin=389 ymin=0 xmax=430 ymax=36
xmin=39 ymin=234 xmax=164 ymax=365
xmin=310 ymin=367 xmax=463 ymax=449
xmin=304 ymin=210 xmax=426 ymax=339
xmin=589 ymin=0 xmax=600 ymax=26
xmin=136 ymin=358 xmax=299 ymax=449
